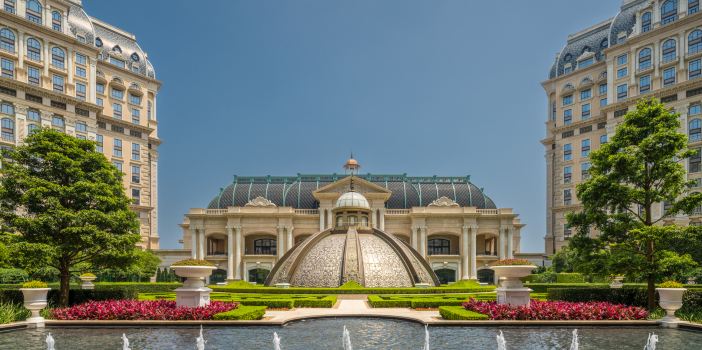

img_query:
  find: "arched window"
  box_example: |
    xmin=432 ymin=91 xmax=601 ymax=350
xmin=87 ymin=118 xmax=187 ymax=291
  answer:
xmin=253 ymin=239 xmax=276 ymax=255
xmin=26 ymin=38 xmax=41 ymax=61
xmin=1 ymin=118 xmax=14 ymax=141
xmin=642 ymin=12 xmax=652 ymax=33
xmin=0 ymin=28 xmax=15 ymax=53
xmin=690 ymin=30 xmax=702 ymax=55
xmin=690 ymin=119 xmax=702 ymax=142
xmin=0 ymin=103 xmax=13 ymax=115
xmin=51 ymin=47 xmax=65 ymax=68
xmin=638 ymin=48 xmax=652 ymax=70
xmin=661 ymin=0 xmax=678 ymax=24
xmin=51 ymin=11 xmax=62 ymax=32
xmin=600 ymin=38 xmax=609 ymax=49
xmin=25 ymin=0 xmax=42 ymax=24
xmin=662 ymin=39 xmax=677 ymax=62
xmin=113 ymin=45 xmax=122 ymax=53
xmin=428 ymin=238 xmax=451 ymax=255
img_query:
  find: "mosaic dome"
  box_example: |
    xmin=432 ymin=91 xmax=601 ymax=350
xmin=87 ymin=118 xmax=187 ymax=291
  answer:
xmin=265 ymin=227 xmax=439 ymax=288
xmin=335 ymin=191 xmax=370 ymax=209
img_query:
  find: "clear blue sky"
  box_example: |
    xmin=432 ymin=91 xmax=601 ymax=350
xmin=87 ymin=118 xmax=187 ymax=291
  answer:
xmin=84 ymin=0 xmax=620 ymax=252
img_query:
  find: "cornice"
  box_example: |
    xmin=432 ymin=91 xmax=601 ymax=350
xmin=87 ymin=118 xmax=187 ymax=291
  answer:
xmin=551 ymin=114 xmax=607 ymax=134
xmin=96 ymin=114 xmax=155 ymax=134
xmin=541 ymin=61 xmax=606 ymax=86
xmin=0 ymin=77 xmax=101 ymax=113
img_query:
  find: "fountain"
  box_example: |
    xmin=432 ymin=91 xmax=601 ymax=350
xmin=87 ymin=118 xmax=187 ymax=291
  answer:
xmin=570 ymin=329 xmax=579 ymax=350
xmin=45 ymin=333 xmax=54 ymax=350
xmin=496 ymin=330 xmax=506 ymax=350
xmin=273 ymin=332 xmax=282 ymax=350
xmin=196 ymin=325 xmax=206 ymax=350
xmin=342 ymin=325 xmax=353 ymax=350
xmin=122 ymin=333 xmax=131 ymax=350
xmin=423 ymin=324 xmax=430 ymax=350
xmin=644 ymin=333 xmax=658 ymax=350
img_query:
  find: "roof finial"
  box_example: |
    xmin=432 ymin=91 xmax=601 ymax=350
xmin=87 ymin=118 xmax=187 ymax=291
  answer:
xmin=343 ymin=153 xmax=360 ymax=191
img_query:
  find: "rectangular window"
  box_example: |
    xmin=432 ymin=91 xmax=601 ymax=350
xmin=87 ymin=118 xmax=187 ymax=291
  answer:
xmin=617 ymin=67 xmax=628 ymax=78
xmin=27 ymin=66 xmax=40 ymax=85
xmin=690 ymin=59 xmax=701 ymax=80
xmin=563 ymin=166 xmax=572 ymax=184
xmin=639 ymin=51 xmax=651 ymax=70
xmin=564 ymin=224 xmax=572 ymax=237
xmin=109 ymin=57 xmax=125 ymax=69
xmin=132 ymin=143 xmax=140 ymax=161
xmin=96 ymin=83 xmax=105 ymax=95
xmin=0 ymin=58 xmax=13 ymax=78
xmin=564 ymin=109 xmax=572 ymax=125
xmin=564 ymin=144 xmax=572 ymax=161
xmin=639 ymin=75 xmax=651 ymax=93
xmin=581 ymin=139 xmax=591 ymax=157
xmin=111 ymin=88 xmax=124 ymax=100
xmin=26 ymin=7 xmax=41 ymax=24
xmin=598 ymin=83 xmax=607 ymax=95
xmin=617 ymin=54 xmax=628 ymax=65
xmin=51 ymin=115 xmax=64 ymax=128
xmin=113 ymin=139 xmax=122 ymax=157
xmin=564 ymin=66 xmax=572 ymax=74
xmin=578 ymin=58 xmax=594 ymax=69
xmin=663 ymin=67 xmax=676 ymax=86
xmin=562 ymin=130 xmax=574 ymax=138
xmin=131 ymin=188 xmax=140 ymax=205
xmin=52 ymin=11 xmax=62 ymax=31
xmin=131 ymin=108 xmax=140 ymax=124
xmin=112 ymin=161 xmax=122 ymax=172
xmin=75 ymin=53 xmax=86 ymax=66
xmin=75 ymin=122 xmax=87 ymax=132
xmin=580 ymin=125 xmax=592 ymax=134
xmin=52 ymin=75 xmax=64 ymax=93
xmin=96 ymin=97 xmax=103 ymax=106
xmin=75 ymin=82 xmax=86 ymax=101
xmin=551 ymin=101 xmax=557 ymax=121
xmin=129 ymin=94 xmax=141 ymax=105
xmin=617 ymin=84 xmax=628 ymax=100
xmin=581 ymin=162 xmax=591 ymax=180
xmin=4 ymin=0 xmax=15 ymax=14
xmin=691 ymin=148 xmax=702 ymax=173
xmin=131 ymin=165 xmax=140 ymax=183
xmin=600 ymin=98 xmax=608 ymax=107
xmin=96 ymin=134 xmax=103 ymax=153
xmin=662 ymin=5 xmax=678 ymax=24
xmin=691 ymin=104 xmax=702 ymax=116
xmin=581 ymin=103 xmax=591 ymax=119
xmin=147 ymin=101 xmax=152 ymax=120
xmin=564 ymin=189 xmax=572 ymax=206
xmin=75 ymin=66 xmax=86 ymax=78
xmin=600 ymin=134 xmax=608 ymax=144
xmin=113 ymin=103 xmax=122 ymax=118
xmin=691 ymin=0 xmax=700 ymax=14
xmin=580 ymin=89 xmax=591 ymax=100
xmin=562 ymin=95 xmax=573 ymax=106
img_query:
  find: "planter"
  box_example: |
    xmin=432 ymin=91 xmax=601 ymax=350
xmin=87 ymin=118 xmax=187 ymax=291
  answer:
xmin=275 ymin=283 xmax=291 ymax=289
xmin=79 ymin=276 xmax=96 ymax=290
xmin=19 ymin=288 xmax=50 ymax=327
xmin=656 ymin=287 xmax=686 ymax=327
xmin=610 ymin=276 xmax=624 ymax=289
xmin=171 ymin=265 xmax=216 ymax=307
xmin=491 ymin=265 xmax=536 ymax=307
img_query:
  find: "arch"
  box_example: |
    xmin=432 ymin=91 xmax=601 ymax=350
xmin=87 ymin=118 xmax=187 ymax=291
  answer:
xmin=113 ymin=45 xmax=122 ymax=53
xmin=248 ymin=268 xmax=270 ymax=285
xmin=690 ymin=119 xmax=702 ymax=142
xmin=252 ymin=237 xmax=277 ymax=255
xmin=434 ymin=268 xmax=457 ymax=285
xmin=690 ymin=29 xmax=702 ymax=55
xmin=662 ymin=38 xmax=677 ymax=62
xmin=477 ymin=268 xmax=495 ymax=285
xmin=26 ymin=37 xmax=41 ymax=61
xmin=51 ymin=47 xmax=65 ymax=68
xmin=205 ymin=232 xmax=227 ymax=256
xmin=210 ymin=269 xmax=227 ymax=284
xmin=638 ymin=48 xmax=652 ymax=70
xmin=661 ymin=0 xmax=678 ymax=24
xmin=27 ymin=0 xmax=42 ymax=13
xmin=51 ymin=10 xmax=62 ymax=31
xmin=0 ymin=28 xmax=15 ymax=53
xmin=641 ymin=11 xmax=652 ymax=33
xmin=600 ymin=38 xmax=609 ymax=49
xmin=0 ymin=102 xmax=14 ymax=115
xmin=95 ymin=37 xmax=103 ymax=47
xmin=427 ymin=237 xmax=454 ymax=255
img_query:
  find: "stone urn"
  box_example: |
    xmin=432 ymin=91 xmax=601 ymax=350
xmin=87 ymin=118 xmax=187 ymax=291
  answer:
xmin=610 ymin=276 xmax=624 ymax=289
xmin=491 ymin=265 xmax=536 ymax=307
xmin=656 ymin=287 xmax=686 ymax=327
xmin=19 ymin=288 xmax=50 ymax=327
xmin=172 ymin=265 xmax=216 ymax=307
xmin=79 ymin=275 xmax=96 ymax=290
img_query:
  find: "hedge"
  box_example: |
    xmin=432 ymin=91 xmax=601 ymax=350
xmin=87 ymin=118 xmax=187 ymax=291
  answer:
xmin=93 ymin=283 xmax=181 ymax=293
xmin=525 ymin=283 xmax=610 ymax=293
xmin=367 ymin=295 xmax=411 ymax=308
xmin=140 ymin=293 xmax=337 ymax=308
xmin=555 ymin=273 xmax=585 ymax=283
xmin=211 ymin=286 xmax=494 ymax=295
xmin=238 ymin=299 xmax=294 ymax=309
xmin=547 ymin=287 xmax=702 ymax=310
xmin=367 ymin=294 xmax=498 ymax=308
xmin=410 ymin=299 xmax=468 ymax=308
xmin=0 ymin=289 xmax=137 ymax=306
xmin=213 ymin=306 xmax=267 ymax=320
xmin=438 ymin=306 xmax=489 ymax=320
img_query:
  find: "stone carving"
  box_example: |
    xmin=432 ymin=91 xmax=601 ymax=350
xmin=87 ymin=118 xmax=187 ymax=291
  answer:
xmin=244 ymin=196 xmax=277 ymax=208
xmin=428 ymin=196 xmax=460 ymax=207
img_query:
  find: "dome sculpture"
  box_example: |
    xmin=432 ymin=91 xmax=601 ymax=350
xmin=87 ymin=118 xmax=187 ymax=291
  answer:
xmin=335 ymin=191 xmax=370 ymax=209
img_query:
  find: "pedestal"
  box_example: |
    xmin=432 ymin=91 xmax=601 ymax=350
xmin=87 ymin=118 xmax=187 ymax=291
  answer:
xmin=80 ymin=281 xmax=95 ymax=290
xmin=415 ymin=283 xmax=430 ymax=289
xmin=275 ymin=283 xmax=290 ymax=289
xmin=175 ymin=277 xmax=212 ymax=307
xmin=496 ymin=287 xmax=532 ymax=307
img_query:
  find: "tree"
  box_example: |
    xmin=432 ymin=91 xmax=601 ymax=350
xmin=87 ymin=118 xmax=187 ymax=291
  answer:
xmin=0 ymin=129 xmax=140 ymax=305
xmin=567 ymin=98 xmax=702 ymax=309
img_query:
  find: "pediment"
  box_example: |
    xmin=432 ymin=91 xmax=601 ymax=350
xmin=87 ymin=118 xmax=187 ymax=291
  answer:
xmin=313 ymin=176 xmax=391 ymax=200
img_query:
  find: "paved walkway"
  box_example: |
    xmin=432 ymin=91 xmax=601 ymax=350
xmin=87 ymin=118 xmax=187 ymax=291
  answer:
xmin=264 ymin=299 xmax=440 ymax=324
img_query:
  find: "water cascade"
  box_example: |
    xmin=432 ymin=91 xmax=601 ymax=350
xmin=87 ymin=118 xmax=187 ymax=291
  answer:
xmin=196 ymin=325 xmax=206 ymax=350
xmin=45 ymin=333 xmax=55 ymax=350
xmin=569 ymin=329 xmax=579 ymax=350
xmin=496 ymin=330 xmax=507 ymax=350
xmin=644 ymin=333 xmax=658 ymax=350
xmin=342 ymin=325 xmax=353 ymax=350
xmin=423 ymin=325 xmax=430 ymax=350
xmin=122 ymin=333 xmax=131 ymax=350
xmin=273 ymin=332 xmax=282 ymax=350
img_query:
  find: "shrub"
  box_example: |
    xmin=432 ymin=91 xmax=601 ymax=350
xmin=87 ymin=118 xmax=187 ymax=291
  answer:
xmin=658 ymin=281 xmax=684 ymax=288
xmin=292 ymin=296 xmax=337 ymax=308
xmin=238 ymin=299 xmax=294 ymax=309
xmin=439 ymin=306 xmax=489 ymax=320
xmin=50 ymin=300 xmax=237 ymax=320
xmin=212 ymin=306 xmax=266 ymax=320
xmin=463 ymin=299 xmax=648 ymax=320
xmin=21 ymin=281 xmax=47 ymax=288
xmin=548 ymin=287 xmax=702 ymax=311
xmin=211 ymin=285 xmax=494 ymax=294
xmin=339 ymin=281 xmax=364 ymax=289
xmin=79 ymin=273 xmax=96 ymax=278
xmin=171 ymin=259 xmax=215 ymax=267
xmin=0 ymin=289 xmax=137 ymax=306
xmin=491 ymin=259 xmax=533 ymax=266
xmin=526 ymin=283 xmax=609 ymax=293
xmin=367 ymin=295 xmax=411 ymax=308
xmin=94 ymin=282 xmax=181 ymax=294
xmin=410 ymin=299 xmax=467 ymax=308
xmin=0 ymin=269 xmax=28 ymax=284
xmin=556 ymin=273 xmax=585 ymax=283
xmin=0 ymin=302 xmax=29 ymax=324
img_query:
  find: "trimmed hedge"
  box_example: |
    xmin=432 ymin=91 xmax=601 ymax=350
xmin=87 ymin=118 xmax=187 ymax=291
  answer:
xmin=238 ymin=299 xmax=294 ymax=309
xmin=93 ymin=283 xmax=181 ymax=293
xmin=0 ymin=289 xmax=137 ymax=306
xmin=213 ymin=306 xmax=267 ymax=320
xmin=526 ymin=283 xmax=609 ymax=293
xmin=211 ymin=286 xmax=494 ymax=295
xmin=438 ymin=306 xmax=489 ymax=320
xmin=555 ymin=273 xmax=585 ymax=283
xmin=140 ymin=293 xmax=337 ymax=308
xmin=548 ymin=287 xmax=702 ymax=310
xmin=367 ymin=294 xmax=498 ymax=308
xmin=367 ymin=295 xmax=411 ymax=308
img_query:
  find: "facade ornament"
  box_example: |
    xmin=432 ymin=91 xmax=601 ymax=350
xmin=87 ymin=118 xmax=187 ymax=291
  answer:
xmin=245 ymin=196 xmax=277 ymax=208
xmin=428 ymin=196 xmax=459 ymax=207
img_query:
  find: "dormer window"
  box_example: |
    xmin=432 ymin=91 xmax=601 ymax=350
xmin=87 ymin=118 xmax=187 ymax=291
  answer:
xmin=109 ymin=56 xmax=126 ymax=69
xmin=95 ymin=37 xmax=103 ymax=47
xmin=661 ymin=0 xmax=678 ymax=25
xmin=113 ymin=45 xmax=122 ymax=53
xmin=578 ymin=57 xmax=594 ymax=69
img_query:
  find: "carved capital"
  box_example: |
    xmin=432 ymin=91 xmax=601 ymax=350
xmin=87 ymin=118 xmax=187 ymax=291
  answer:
xmin=244 ymin=196 xmax=277 ymax=208
xmin=427 ymin=196 xmax=459 ymax=207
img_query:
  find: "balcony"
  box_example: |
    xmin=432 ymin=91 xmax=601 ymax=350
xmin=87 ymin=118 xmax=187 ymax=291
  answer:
xmin=245 ymin=248 xmax=276 ymax=256
xmin=427 ymin=249 xmax=460 ymax=256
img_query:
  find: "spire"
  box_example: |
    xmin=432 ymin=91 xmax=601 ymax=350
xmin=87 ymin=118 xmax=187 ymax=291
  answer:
xmin=343 ymin=154 xmax=360 ymax=191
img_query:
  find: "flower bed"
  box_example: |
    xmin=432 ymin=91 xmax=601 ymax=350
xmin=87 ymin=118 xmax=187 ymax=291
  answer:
xmin=463 ymin=299 xmax=648 ymax=320
xmin=51 ymin=300 xmax=237 ymax=320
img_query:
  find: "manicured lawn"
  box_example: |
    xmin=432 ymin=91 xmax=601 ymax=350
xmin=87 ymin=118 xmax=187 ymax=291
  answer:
xmin=140 ymin=292 xmax=337 ymax=308
xmin=439 ymin=306 xmax=489 ymax=320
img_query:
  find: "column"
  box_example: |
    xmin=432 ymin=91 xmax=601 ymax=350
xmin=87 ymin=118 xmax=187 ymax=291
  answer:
xmin=319 ymin=210 xmax=325 ymax=232
xmin=286 ymin=226 xmax=293 ymax=252
xmin=88 ymin=60 xmax=96 ymax=104
xmin=507 ymin=227 xmax=514 ymax=259
xmin=461 ymin=226 xmax=470 ymax=280
xmin=276 ymin=226 xmax=284 ymax=259
xmin=419 ymin=227 xmax=427 ymax=257
xmin=470 ymin=225 xmax=477 ymax=279
xmin=498 ymin=229 xmax=505 ymax=259
xmin=190 ymin=227 xmax=197 ymax=259
xmin=226 ymin=227 xmax=234 ymax=280
xmin=411 ymin=227 xmax=418 ymax=250
xmin=17 ymin=31 xmax=24 ymax=69
xmin=379 ymin=208 xmax=386 ymax=231
xmin=234 ymin=226 xmax=242 ymax=280
xmin=198 ymin=227 xmax=205 ymax=259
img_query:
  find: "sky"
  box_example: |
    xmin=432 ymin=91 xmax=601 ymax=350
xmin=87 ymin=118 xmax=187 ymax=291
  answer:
xmin=84 ymin=0 xmax=621 ymax=253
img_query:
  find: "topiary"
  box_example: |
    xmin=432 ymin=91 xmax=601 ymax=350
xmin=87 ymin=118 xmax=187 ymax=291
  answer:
xmin=171 ymin=259 xmax=215 ymax=267
xmin=658 ymin=280 xmax=684 ymax=288
xmin=491 ymin=259 xmax=534 ymax=266
xmin=21 ymin=281 xmax=48 ymax=288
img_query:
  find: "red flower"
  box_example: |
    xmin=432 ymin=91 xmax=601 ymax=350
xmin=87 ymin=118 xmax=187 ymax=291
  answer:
xmin=462 ymin=299 xmax=648 ymax=321
xmin=50 ymin=300 xmax=238 ymax=321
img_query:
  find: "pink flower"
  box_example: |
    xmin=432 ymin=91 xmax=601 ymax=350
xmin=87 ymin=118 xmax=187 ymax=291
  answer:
xmin=462 ymin=299 xmax=648 ymax=321
xmin=50 ymin=300 xmax=238 ymax=321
